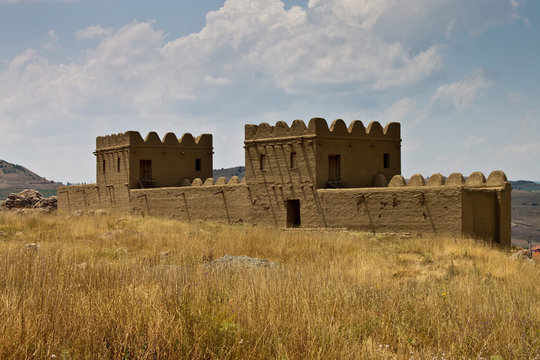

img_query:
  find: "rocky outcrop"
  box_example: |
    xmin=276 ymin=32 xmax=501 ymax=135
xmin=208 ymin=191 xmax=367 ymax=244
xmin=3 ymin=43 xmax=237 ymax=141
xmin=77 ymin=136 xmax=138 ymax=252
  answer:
xmin=0 ymin=189 xmax=57 ymax=211
xmin=33 ymin=196 xmax=57 ymax=211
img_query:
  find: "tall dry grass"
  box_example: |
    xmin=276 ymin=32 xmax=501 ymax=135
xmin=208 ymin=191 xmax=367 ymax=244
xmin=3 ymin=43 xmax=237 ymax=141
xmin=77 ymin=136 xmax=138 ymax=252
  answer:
xmin=0 ymin=211 xmax=538 ymax=359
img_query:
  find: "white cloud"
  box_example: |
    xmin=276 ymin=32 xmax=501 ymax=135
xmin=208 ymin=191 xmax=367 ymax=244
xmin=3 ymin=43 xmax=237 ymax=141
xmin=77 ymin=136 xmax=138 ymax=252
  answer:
xmin=76 ymin=25 xmax=114 ymax=40
xmin=464 ymin=135 xmax=485 ymax=148
xmin=495 ymin=141 xmax=540 ymax=179
xmin=372 ymin=0 xmax=521 ymax=43
xmin=0 ymin=0 xmax=451 ymax=127
xmin=42 ymin=29 xmax=61 ymax=50
xmin=430 ymin=70 xmax=491 ymax=112
xmin=507 ymin=90 xmax=523 ymax=103
xmin=380 ymin=97 xmax=418 ymax=123
xmin=0 ymin=0 xmax=523 ymax=181
xmin=204 ymin=75 xmax=231 ymax=86
xmin=500 ymin=141 xmax=540 ymax=157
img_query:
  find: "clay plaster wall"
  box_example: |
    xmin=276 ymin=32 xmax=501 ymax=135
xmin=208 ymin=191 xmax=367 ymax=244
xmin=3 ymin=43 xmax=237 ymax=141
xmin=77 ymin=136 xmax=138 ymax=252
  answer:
xmin=316 ymin=171 xmax=510 ymax=246
xmin=96 ymin=150 xmax=130 ymax=188
xmin=57 ymin=183 xmax=131 ymax=214
xmin=245 ymin=119 xmax=317 ymax=188
xmin=318 ymin=186 xmax=463 ymax=234
xmin=244 ymin=138 xmax=317 ymax=189
xmin=461 ymin=171 xmax=512 ymax=246
xmin=128 ymin=176 xmax=250 ymax=223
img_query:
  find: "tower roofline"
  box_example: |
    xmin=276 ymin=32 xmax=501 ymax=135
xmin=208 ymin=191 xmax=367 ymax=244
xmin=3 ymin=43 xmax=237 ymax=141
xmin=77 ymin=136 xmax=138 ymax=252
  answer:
xmin=244 ymin=118 xmax=400 ymax=141
xmin=96 ymin=130 xmax=212 ymax=150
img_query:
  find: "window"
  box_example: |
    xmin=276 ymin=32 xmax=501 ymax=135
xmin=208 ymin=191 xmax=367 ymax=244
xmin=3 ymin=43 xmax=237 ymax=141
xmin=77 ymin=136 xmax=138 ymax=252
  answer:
xmin=195 ymin=158 xmax=201 ymax=171
xmin=102 ymin=159 xmax=106 ymax=173
xmin=290 ymin=152 xmax=297 ymax=169
xmin=383 ymin=153 xmax=390 ymax=169
xmin=328 ymin=155 xmax=341 ymax=181
xmin=117 ymin=157 xmax=121 ymax=172
xmin=259 ymin=154 xmax=266 ymax=170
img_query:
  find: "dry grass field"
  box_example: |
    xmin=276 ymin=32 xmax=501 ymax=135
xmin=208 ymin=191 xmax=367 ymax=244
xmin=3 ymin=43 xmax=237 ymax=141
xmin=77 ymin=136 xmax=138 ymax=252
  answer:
xmin=0 ymin=212 xmax=538 ymax=359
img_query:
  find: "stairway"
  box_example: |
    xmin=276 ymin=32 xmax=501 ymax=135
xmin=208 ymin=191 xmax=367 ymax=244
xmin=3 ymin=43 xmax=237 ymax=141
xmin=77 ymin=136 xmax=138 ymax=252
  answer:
xmin=138 ymin=179 xmax=156 ymax=189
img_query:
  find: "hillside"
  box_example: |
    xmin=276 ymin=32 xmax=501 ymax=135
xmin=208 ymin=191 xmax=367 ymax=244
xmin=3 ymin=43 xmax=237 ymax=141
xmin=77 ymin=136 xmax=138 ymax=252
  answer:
xmin=0 ymin=160 xmax=61 ymax=200
xmin=511 ymin=180 xmax=540 ymax=192
xmin=213 ymin=166 xmax=245 ymax=180
xmin=512 ymin=190 xmax=540 ymax=245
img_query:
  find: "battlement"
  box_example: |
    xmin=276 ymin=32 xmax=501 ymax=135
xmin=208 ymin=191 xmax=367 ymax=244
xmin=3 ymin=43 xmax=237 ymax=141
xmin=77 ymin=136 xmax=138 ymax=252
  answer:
xmin=387 ymin=170 xmax=508 ymax=188
xmin=189 ymin=176 xmax=246 ymax=187
xmin=245 ymin=118 xmax=400 ymax=141
xmin=96 ymin=131 xmax=212 ymax=150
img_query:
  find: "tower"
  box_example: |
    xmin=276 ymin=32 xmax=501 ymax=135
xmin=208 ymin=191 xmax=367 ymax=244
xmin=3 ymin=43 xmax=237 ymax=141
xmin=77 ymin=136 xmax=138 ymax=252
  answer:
xmin=95 ymin=131 xmax=213 ymax=190
xmin=244 ymin=118 xmax=401 ymax=189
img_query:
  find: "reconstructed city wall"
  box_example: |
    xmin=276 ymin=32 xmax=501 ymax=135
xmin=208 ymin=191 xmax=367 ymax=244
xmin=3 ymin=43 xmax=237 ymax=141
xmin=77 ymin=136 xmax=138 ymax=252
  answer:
xmin=57 ymin=116 xmax=510 ymax=249
xmin=57 ymin=171 xmax=510 ymax=247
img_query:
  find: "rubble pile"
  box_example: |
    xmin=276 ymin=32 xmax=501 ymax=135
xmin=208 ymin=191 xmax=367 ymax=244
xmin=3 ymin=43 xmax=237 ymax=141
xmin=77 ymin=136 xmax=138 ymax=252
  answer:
xmin=0 ymin=189 xmax=57 ymax=211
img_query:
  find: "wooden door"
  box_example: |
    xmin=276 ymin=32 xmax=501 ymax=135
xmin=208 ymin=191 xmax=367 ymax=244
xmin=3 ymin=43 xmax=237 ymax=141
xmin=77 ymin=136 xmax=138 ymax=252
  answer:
xmin=139 ymin=160 xmax=152 ymax=180
xmin=328 ymin=155 xmax=341 ymax=181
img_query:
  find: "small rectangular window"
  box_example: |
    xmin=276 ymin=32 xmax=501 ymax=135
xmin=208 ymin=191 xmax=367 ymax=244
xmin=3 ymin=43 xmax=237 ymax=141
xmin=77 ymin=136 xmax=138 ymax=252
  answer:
xmin=259 ymin=154 xmax=266 ymax=170
xmin=383 ymin=153 xmax=390 ymax=169
xmin=290 ymin=152 xmax=297 ymax=169
xmin=117 ymin=157 xmax=121 ymax=172
xmin=195 ymin=158 xmax=201 ymax=171
xmin=102 ymin=159 xmax=106 ymax=173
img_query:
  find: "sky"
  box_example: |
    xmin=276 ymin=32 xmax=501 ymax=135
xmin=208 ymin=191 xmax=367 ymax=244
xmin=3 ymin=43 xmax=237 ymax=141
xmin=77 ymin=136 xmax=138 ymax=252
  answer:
xmin=0 ymin=0 xmax=539 ymax=183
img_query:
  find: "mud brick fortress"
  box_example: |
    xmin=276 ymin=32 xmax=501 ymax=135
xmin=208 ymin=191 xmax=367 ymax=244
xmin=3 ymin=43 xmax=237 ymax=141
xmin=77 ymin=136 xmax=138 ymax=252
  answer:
xmin=58 ymin=118 xmax=511 ymax=247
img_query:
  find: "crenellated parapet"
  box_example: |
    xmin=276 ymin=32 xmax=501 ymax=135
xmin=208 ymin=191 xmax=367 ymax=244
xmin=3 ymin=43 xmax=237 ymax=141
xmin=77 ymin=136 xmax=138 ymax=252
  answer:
xmin=190 ymin=176 xmax=246 ymax=187
xmin=387 ymin=170 xmax=508 ymax=188
xmin=96 ymin=131 xmax=212 ymax=150
xmin=96 ymin=132 xmax=132 ymax=149
xmin=245 ymin=118 xmax=400 ymax=141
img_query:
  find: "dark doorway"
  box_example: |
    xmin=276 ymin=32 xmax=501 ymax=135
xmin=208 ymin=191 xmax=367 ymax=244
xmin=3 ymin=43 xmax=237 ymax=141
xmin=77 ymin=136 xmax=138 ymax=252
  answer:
xmin=328 ymin=154 xmax=341 ymax=181
xmin=383 ymin=153 xmax=390 ymax=169
xmin=139 ymin=160 xmax=152 ymax=180
xmin=286 ymin=200 xmax=301 ymax=228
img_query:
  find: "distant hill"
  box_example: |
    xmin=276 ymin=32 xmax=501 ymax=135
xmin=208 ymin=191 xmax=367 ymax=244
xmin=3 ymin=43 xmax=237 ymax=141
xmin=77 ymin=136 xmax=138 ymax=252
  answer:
xmin=213 ymin=166 xmax=245 ymax=180
xmin=512 ymin=190 xmax=540 ymax=246
xmin=0 ymin=160 xmax=62 ymax=200
xmin=510 ymin=180 xmax=540 ymax=192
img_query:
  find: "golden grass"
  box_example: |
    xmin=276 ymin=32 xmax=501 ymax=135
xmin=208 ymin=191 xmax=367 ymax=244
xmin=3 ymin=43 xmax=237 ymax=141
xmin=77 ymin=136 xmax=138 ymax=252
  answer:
xmin=0 ymin=212 xmax=538 ymax=359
